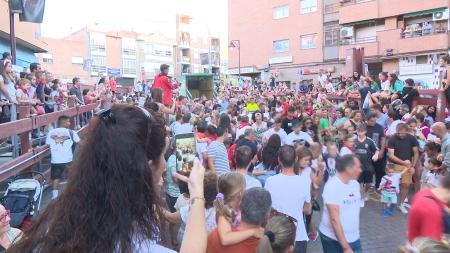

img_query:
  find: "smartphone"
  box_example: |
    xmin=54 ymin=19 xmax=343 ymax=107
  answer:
xmin=175 ymin=133 xmax=197 ymax=175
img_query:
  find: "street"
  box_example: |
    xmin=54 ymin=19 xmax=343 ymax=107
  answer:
xmin=309 ymin=192 xmax=408 ymax=253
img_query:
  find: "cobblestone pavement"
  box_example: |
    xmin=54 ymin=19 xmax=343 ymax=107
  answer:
xmin=308 ymin=192 xmax=408 ymax=253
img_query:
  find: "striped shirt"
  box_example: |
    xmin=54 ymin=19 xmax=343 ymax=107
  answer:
xmin=207 ymin=141 xmax=230 ymax=176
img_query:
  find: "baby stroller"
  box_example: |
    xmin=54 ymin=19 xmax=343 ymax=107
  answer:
xmin=1 ymin=171 xmax=45 ymax=229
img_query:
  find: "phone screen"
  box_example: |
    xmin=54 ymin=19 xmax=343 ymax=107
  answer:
xmin=175 ymin=133 xmax=197 ymax=175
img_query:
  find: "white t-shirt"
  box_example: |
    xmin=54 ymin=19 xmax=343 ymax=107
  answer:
xmin=380 ymin=173 xmax=402 ymax=193
xmin=245 ymin=174 xmax=262 ymax=189
xmin=265 ymin=173 xmax=311 ymax=242
xmin=423 ymin=171 xmax=444 ymax=188
xmin=28 ymin=86 xmax=36 ymax=100
xmin=236 ymin=125 xmax=252 ymax=140
xmin=45 ymin=128 xmax=80 ymax=164
xmin=340 ymin=146 xmax=353 ymax=156
xmin=285 ymin=131 xmax=313 ymax=146
xmin=178 ymin=206 xmax=216 ymax=244
xmin=319 ymin=176 xmax=361 ymax=243
xmin=0 ymin=75 xmax=16 ymax=103
xmin=174 ymin=123 xmax=193 ymax=135
xmin=386 ymin=120 xmax=403 ymax=136
xmin=263 ymin=128 xmax=287 ymax=144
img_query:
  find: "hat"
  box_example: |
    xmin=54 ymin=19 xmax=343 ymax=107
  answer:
xmin=255 ymin=112 xmax=262 ymax=118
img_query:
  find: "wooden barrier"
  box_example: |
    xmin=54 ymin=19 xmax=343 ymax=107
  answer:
xmin=0 ymin=102 xmax=98 ymax=182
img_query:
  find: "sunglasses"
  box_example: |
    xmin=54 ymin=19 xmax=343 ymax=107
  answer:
xmin=270 ymin=208 xmax=298 ymax=226
xmin=0 ymin=210 xmax=10 ymax=223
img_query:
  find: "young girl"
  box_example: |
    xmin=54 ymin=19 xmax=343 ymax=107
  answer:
xmin=214 ymin=172 xmax=263 ymax=246
xmin=378 ymin=164 xmax=411 ymax=217
xmin=15 ymin=78 xmax=37 ymax=115
xmin=421 ymin=142 xmax=441 ymax=189
xmin=256 ymin=216 xmax=296 ymax=253
xmin=422 ymin=158 xmax=445 ymax=189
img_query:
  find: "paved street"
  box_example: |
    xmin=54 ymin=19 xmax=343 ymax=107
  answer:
xmin=308 ymin=192 xmax=408 ymax=253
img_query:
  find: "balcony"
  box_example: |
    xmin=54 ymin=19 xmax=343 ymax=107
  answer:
xmin=340 ymin=36 xmax=379 ymax=59
xmin=324 ymin=3 xmax=339 ymax=22
xmin=378 ymin=28 xmax=449 ymax=57
xmin=339 ymin=0 xmax=378 ymax=25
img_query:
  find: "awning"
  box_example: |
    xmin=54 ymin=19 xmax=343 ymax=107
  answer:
xmin=403 ymin=8 xmax=446 ymax=18
xmin=343 ymin=19 xmax=376 ymax=27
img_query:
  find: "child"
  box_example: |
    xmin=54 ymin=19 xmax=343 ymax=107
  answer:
xmin=422 ymin=158 xmax=444 ymax=189
xmin=214 ymin=172 xmax=262 ymax=246
xmin=164 ymin=145 xmax=182 ymax=248
xmin=378 ymin=164 xmax=412 ymax=217
xmin=421 ymin=142 xmax=441 ymax=189
xmin=256 ymin=216 xmax=296 ymax=253
xmin=15 ymin=78 xmax=37 ymax=115
xmin=164 ymin=171 xmax=218 ymax=249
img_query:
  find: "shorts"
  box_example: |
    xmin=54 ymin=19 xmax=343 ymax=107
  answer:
xmin=394 ymin=164 xmax=412 ymax=185
xmin=380 ymin=190 xmax=398 ymax=204
xmin=358 ymin=170 xmax=373 ymax=184
xmin=51 ymin=163 xmax=71 ymax=180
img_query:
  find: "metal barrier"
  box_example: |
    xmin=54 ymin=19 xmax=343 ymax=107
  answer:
xmin=0 ymin=100 xmax=98 ymax=183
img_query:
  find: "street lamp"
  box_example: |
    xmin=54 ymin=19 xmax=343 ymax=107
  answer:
xmin=229 ymin=40 xmax=240 ymax=80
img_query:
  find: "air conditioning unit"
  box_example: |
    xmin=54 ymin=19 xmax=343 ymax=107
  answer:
xmin=433 ymin=9 xmax=449 ymax=21
xmin=386 ymin=49 xmax=394 ymax=57
xmin=340 ymin=27 xmax=354 ymax=39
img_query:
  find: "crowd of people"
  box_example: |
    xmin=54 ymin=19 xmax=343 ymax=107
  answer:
xmin=2 ymin=53 xmax=450 ymax=253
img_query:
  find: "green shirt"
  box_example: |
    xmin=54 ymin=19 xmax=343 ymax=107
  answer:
xmin=165 ymin=155 xmax=181 ymax=197
xmin=319 ymin=117 xmax=330 ymax=131
xmin=371 ymin=82 xmax=381 ymax=92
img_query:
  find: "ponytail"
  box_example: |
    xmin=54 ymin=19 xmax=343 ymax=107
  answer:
xmin=256 ymin=234 xmax=274 ymax=253
xmin=213 ymin=193 xmax=236 ymax=223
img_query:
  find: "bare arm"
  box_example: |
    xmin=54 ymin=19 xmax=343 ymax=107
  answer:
xmin=303 ymin=202 xmax=312 ymax=215
xmin=327 ymin=204 xmax=353 ymax=252
xmin=388 ymin=148 xmax=409 ymax=166
xmin=207 ymin=156 xmax=216 ymax=173
xmin=217 ymin=215 xmax=260 ymax=246
xmin=412 ymin=146 xmax=419 ymax=167
xmin=162 ymin=209 xmax=182 ymax=224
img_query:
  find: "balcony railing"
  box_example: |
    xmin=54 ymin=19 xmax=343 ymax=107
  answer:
xmin=341 ymin=36 xmax=377 ymax=45
xmin=401 ymin=27 xmax=448 ymax=39
xmin=340 ymin=0 xmax=374 ymax=6
xmin=181 ymin=56 xmax=191 ymax=62
xmin=324 ymin=3 xmax=339 ymax=14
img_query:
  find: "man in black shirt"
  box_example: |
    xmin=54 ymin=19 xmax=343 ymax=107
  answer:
xmin=282 ymin=106 xmax=297 ymax=134
xmin=401 ymin=78 xmax=419 ymax=110
xmin=387 ymin=123 xmax=419 ymax=214
xmin=354 ymin=124 xmax=379 ymax=205
xmin=366 ymin=113 xmax=386 ymax=188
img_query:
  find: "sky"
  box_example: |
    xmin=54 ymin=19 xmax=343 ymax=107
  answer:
xmin=41 ymin=0 xmax=228 ymax=52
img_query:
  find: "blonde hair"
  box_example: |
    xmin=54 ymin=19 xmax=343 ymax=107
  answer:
xmin=399 ymin=238 xmax=450 ymax=253
xmin=19 ymin=78 xmax=30 ymax=88
xmin=256 ymin=216 xmax=296 ymax=253
xmin=214 ymin=172 xmax=245 ymax=223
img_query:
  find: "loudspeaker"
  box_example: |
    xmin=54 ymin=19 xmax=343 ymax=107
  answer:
xmin=9 ymin=0 xmax=22 ymax=14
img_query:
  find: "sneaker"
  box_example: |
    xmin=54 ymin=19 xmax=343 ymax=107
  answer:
xmin=364 ymin=195 xmax=370 ymax=201
xmin=382 ymin=208 xmax=388 ymax=218
xmin=405 ymin=197 xmax=409 ymax=203
xmin=389 ymin=206 xmax=395 ymax=216
xmin=403 ymin=202 xmax=411 ymax=209
xmin=360 ymin=199 xmax=365 ymax=207
xmin=398 ymin=204 xmax=408 ymax=214
xmin=308 ymin=231 xmax=319 ymax=241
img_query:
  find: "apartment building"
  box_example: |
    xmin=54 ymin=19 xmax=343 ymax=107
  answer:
xmin=228 ymin=0 xmax=450 ymax=87
xmin=0 ymin=0 xmax=46 ymax=68
xmin=176 ymin=14 xmax=221 ymax=80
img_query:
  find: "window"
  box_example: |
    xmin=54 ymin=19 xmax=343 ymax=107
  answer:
xmin=273 ymin=5 xmax=289 ymax=19
xmin=300 ymin=0 xmax=317 ymax=14
xmin=89 ymin=33 xmax=106 ymax=52
xmin=324 ymin=22 xmax=340 ymax=46
xmin=301 ymin=34 xmax=318 ymax=49
xmin=122 ymin=58 xmax=136 ymax=75
xmin=91 ymin=55 xmax=106 ymax=67
xmin=72 ymin=56 xmax=83 ymax=65
xmin=41 ymin=53 xmax=53 ymax=64
xmin=273 ymin=39 xmax=289 ymax=52
xmin=416 ymin=55 xmax=428 ymax=64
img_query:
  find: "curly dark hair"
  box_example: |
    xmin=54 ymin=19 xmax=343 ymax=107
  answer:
xmin=8 ymin=104 xmax=167 ymax=253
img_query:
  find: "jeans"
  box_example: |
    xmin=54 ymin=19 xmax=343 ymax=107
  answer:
xmin=320 ymin=232 xmax=362 ymax=253
xmin=293 ymin=241 xmax=307 ymax=253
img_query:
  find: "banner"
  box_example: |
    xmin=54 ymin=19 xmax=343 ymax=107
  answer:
xmin=19 ymin=0 xmax=46 ymax=23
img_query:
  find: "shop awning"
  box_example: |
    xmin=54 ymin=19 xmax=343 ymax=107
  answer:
xmin=343 ymin=19 xmax=376 ymax=27
xmin=403 ymin=8 xmax=446 ymax=18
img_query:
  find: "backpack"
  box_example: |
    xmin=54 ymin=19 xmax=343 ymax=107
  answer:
xmin=425 ymin=195 xmax=450 ymax=234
